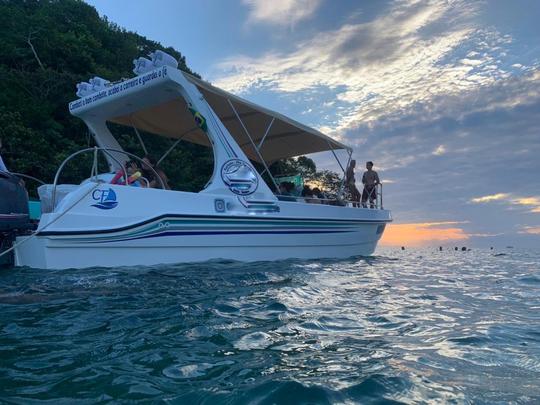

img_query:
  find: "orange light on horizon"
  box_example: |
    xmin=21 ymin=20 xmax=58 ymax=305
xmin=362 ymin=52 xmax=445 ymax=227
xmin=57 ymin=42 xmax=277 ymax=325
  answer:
xmin=520 ymin=226 xmax=540 ymax=235
xmin=380 ymin=222 xmax=469 ymax=247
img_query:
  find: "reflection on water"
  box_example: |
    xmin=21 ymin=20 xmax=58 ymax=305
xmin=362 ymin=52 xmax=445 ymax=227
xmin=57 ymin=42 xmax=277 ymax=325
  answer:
xmin=0 ymin=248 xmax=539 ymax=403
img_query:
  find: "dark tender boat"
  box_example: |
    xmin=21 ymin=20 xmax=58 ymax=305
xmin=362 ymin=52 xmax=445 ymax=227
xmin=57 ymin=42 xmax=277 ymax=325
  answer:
xmin=0 ymin=169 xmax=31 ymax=266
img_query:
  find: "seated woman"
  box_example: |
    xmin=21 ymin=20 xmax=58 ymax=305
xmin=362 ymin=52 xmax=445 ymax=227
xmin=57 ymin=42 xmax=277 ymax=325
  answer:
xmin=142 ymin=155 xmax=171 ymax=190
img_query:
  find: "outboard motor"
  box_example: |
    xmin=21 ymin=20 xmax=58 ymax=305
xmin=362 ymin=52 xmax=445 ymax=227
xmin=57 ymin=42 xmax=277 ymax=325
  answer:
xmin=0 ymin=170 xmax=31 ymax=267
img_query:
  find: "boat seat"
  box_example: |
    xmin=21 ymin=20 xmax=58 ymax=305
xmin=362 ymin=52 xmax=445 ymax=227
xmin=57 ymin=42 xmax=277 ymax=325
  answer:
xmin=38 ymin=184 xmax=79 ymax=214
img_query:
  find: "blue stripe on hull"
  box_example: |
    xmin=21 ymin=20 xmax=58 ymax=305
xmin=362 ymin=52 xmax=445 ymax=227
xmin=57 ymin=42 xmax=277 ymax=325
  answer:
xmin=39 ymin=213 xmax=390 ymax=237
xmin=91 ymin=229 xmax=351 ymax=243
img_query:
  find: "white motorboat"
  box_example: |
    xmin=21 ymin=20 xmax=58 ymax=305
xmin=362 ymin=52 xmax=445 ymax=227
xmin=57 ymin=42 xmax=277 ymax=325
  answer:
xmin=12 ymin=51 xmax=391 ymax=269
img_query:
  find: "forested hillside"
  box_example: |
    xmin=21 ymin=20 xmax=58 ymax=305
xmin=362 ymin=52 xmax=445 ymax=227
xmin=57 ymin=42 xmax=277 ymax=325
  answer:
xmin=0 ymin=0 xmax=338 ymax=194
xmin=0 ymin=0 xmax=214 ymax=191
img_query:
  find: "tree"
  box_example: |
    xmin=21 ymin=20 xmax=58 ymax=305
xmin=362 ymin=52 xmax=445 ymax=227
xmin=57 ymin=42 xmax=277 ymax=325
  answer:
xmin=269 ymin=156 xmax=343 ymax=196
xmin=0 ymin=0 xmax=341 ymax=196
xmin=0 ymin=0 xmax=205 ymax=190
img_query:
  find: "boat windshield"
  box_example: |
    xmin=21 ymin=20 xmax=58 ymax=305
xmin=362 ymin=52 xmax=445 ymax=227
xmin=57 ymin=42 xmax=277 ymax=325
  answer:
xmin=105 ymin=121 xmax=214 ymax=192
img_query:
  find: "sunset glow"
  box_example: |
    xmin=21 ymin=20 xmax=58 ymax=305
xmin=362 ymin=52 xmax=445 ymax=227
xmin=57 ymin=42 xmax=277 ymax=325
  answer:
xmin=520 ymin=226 xmax=540 ymax=235
xmin=380 ymin=222 xmax=469 ymax=247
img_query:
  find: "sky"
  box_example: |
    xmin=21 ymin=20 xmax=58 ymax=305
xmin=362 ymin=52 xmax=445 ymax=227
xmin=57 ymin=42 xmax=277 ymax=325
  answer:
xmin=86 ymin=0 xmax=540 ymax=248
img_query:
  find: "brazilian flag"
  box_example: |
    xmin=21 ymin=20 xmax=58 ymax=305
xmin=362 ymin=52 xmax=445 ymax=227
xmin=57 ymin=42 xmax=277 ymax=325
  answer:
xmin=189 ymin=107 xmax=208 ymax=132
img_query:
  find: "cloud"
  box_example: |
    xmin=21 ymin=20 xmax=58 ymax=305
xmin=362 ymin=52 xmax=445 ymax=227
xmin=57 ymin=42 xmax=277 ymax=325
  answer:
xmin=470 ymin=193 xmax=540 ymax=213
xmin=432 ymin=145 xmax=446 ymax=156
xmin=242 ymin=0 xmax=321 ymax=26
xmin=519 ymin=226 xmax=540 ymax=235
xmin=356 ymin=92 xmax=540 ymax=246
xmin=470 ymin=193 xmax=510 ymax=203
xmin=512 ymin=197 xmax=540 ymax=214
xmin=413 ymin=221 xmax=469 ymax=227
xmin=512 ymin=197 xmax=540 ymax=206
xmin=468 ymin=233 xmax=505 ymax=237
xmin=381 ymin=221 xmax=469 ymax=247
xmin=208 ymin=0 xmax=540 ymax=246
xmin=212 ymin=0 xmax=535 ymax=137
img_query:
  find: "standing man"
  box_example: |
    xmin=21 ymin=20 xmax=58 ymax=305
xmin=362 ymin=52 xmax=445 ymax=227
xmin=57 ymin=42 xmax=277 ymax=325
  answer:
xmin=345 ymin=159 xmax=361 ymax=207
xmin=361 ymin=161 xmax=380 ymax=208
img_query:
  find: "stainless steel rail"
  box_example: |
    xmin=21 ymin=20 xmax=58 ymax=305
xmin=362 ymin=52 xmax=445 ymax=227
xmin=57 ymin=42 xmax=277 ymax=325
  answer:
xmin=51 ymin=147 xmax=165 ymax=209
xmin=275 ymin=183 xmax=384 ymax=209
xmin=11 ymin=173 xmax=46 ymax=185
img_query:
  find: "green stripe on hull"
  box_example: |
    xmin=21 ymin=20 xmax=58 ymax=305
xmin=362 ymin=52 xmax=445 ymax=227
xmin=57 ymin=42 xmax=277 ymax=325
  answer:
xmin=49 ymin=216 xmax=372 ymax=243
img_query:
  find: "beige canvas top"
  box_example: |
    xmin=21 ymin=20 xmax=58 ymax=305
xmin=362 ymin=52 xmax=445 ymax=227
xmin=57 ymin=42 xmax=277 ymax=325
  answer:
xmin=109 ymin=73 xmax=350 ymax=163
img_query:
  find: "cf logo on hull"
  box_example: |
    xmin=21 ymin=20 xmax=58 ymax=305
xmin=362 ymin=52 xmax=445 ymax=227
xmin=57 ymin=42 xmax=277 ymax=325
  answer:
xmin=91 ymin=188 xmax=119 ymax=210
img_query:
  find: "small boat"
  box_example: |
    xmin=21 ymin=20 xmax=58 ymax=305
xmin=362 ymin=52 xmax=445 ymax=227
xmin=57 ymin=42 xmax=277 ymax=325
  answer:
xmin=0 ymin=166 xmax=32 ymax=266
xmin=0 ymin=170 xmax=30 ymax=232
xmin=12 ymin=51 xmax=391 ymax=269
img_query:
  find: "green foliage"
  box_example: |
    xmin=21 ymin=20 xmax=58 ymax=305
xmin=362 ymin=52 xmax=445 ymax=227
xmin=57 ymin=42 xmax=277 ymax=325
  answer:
xmin=0 ymin=0 xmax=339 ymax=196
xmin=269 ymin=156 xmax=342 ymax=195
xmin=0 ymin=0 xmax=203 ymax=191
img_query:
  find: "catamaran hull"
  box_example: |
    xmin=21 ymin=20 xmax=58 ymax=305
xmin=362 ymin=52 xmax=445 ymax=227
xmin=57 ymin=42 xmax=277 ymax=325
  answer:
xmin=15 ymin=227 xmax=383 ymax=269
xmin=14 ymin=185 xmax=392 ymax=269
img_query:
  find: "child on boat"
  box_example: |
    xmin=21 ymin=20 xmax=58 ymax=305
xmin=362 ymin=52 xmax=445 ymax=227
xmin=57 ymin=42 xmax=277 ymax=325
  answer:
xmin=110 ymin=160 xmax=145 ymax=187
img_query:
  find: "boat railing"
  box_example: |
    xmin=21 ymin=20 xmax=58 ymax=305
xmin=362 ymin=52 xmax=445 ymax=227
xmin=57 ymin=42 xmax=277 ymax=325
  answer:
xmin=51 ymin=147 xmax=165 ymax=208
xmin=368 ymin=183 xmax=383 ymax=209
xmin=275 ymin=183 xmax=384 ymax=209
xmin=11 ymin=173 xmax=46 ymax=186
xmin=348 ymin=182 xmax=384 ymax=209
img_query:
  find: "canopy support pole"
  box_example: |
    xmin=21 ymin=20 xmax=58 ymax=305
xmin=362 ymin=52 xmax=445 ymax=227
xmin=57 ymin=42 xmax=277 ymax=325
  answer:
xmin=254 ymin=117 xmax=274 ymax=178
xmin=328 ymin=140 xmax=353 ymax=199
xmin=156 ymin=127 xmax=197 ymax=167
xmin=227 ymin=98 xmax=280 ymax=192
xmin=339 ymin=149 xmax=353 ymax=195
xmin=327 ymin=140 xmax=346 ymax=174
xmin=257 ymin=117 xmax=275 ymax=151
xmin=130 ymin=117 xmax=148 ymax=156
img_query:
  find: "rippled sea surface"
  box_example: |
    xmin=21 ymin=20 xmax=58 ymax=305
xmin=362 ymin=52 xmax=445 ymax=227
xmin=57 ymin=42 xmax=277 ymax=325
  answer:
xmin=1 ymin=248 xmax=539 ymax=404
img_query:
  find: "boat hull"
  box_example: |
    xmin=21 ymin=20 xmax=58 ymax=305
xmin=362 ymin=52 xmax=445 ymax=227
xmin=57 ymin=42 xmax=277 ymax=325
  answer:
xmin=15 ymin=219 xmax=385 ymax=269
xmin=14 ymin=185 xmax=391 ymax=269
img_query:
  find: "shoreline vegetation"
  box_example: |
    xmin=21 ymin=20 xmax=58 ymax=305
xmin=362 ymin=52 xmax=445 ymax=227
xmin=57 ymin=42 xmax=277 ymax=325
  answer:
xmin=0 ymin=0 xmax=340 ymax=196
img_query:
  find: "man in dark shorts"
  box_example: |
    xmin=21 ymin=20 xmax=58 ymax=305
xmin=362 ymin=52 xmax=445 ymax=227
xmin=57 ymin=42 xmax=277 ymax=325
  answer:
xmin=345 ymin=159 xmax=361 ymax=207
xmin=361 ymin=161 xmax=380 ymax=208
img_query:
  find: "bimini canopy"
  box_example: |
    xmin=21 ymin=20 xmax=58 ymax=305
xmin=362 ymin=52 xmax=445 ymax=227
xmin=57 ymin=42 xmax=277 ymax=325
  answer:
xmin=186 ymin=74 xmax=350 ymax=162
xmin=93 ymin=71 xmax=350 ymax=163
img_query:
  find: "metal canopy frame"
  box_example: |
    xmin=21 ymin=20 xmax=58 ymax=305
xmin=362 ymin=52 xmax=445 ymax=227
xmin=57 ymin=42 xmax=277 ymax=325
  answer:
xmin=114 ymin=93 xmax=353 ymax=197
xmin=255 ymin=117 xmax=276 ymax=179
xmin=227 ymin=98 xmax=280 ymax=192
xmin=341 ymin=149 xmax=353 ymax=192
xmin=257 ymin=117 xmax=275 ymax=150
xmin=327 ymin=140 xmax=346 ymax=174
xmin=156 ymin=127 xmax=198 ymax=167
xmin=130 ymin=116 xmax=148 ymax=156
xmin=226 ymin=98 xmax=353 ymax=195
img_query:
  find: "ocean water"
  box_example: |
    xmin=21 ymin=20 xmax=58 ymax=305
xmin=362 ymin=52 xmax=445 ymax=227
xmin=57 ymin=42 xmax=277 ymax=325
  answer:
xmin=1 ymin=248 xmax=539 ymax=404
